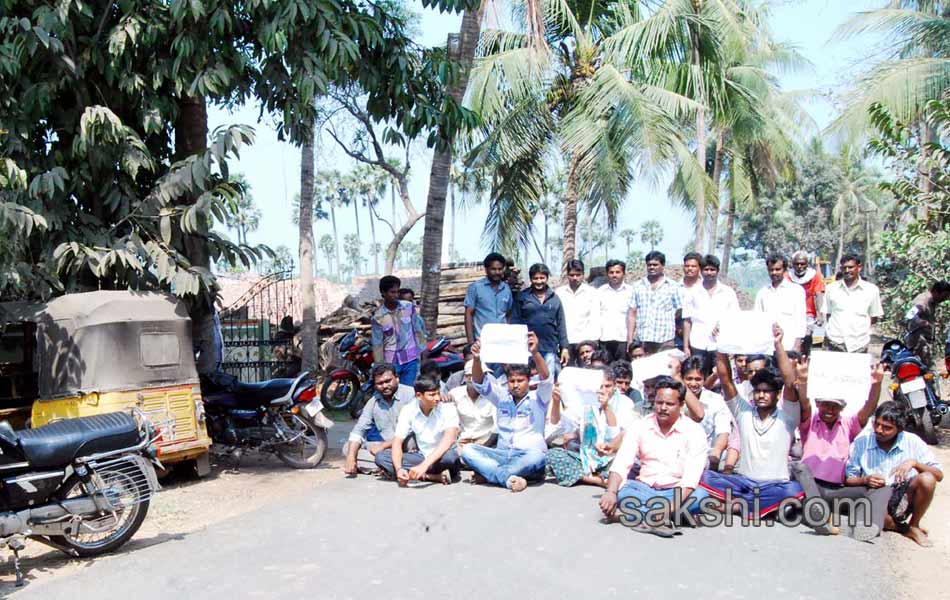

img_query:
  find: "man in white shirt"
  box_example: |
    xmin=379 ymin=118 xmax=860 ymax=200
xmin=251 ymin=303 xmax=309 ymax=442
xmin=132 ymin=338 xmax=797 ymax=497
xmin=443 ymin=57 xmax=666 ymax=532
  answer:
xmin=375 ymin=375 xmax=462 ymax=486
xmin=598 ymin=259 xmax=633 ymax=362
xmin=754 ymin=253 xmax=807 ymax=352
xmin=556 ymin=259 xmax=599 ymax=362
xmin=447 ymin=360 xmax=496 ymax=452
xmin=700 ymin=327 xmax=807 ymax=519
xmin=821 ymin=254 xmax=884 ymax=353
xmin=681 ymin=255 xmax=739 ymax=375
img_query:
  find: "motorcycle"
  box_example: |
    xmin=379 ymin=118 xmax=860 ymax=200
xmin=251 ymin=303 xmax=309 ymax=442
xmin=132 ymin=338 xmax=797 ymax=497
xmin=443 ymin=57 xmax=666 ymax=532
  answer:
xmin=1 ymin=411 xmax=160 ymax=587
xmin=200 ymin=371 xmax=333 ymax=469
xmin=320 ymin=329 xmax=374 ymax=415
xmin=880 ymin=339 xmax=948 ymax=445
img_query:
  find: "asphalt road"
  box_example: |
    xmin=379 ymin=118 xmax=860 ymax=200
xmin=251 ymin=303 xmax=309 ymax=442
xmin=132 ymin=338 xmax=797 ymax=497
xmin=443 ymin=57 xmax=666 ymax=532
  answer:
xmin=14 ymin=473 xmax=894 ymax=600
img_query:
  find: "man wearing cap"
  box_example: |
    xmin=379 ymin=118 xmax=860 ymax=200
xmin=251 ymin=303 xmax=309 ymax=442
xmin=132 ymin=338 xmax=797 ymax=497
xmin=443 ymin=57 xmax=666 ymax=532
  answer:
xmin=446 ymin=359 xmax=497 ymax=453
xmin=789 ymin=357 xmax=886 ymax=539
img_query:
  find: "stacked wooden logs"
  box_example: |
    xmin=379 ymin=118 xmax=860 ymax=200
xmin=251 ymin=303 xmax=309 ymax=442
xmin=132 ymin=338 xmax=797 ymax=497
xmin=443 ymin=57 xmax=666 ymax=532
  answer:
xmin=316 ymin=263 xmax=523 ymax=368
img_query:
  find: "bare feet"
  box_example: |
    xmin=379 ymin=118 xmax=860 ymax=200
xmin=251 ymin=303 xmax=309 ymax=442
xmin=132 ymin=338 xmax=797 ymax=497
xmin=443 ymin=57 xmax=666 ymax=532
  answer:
xmin=436 ymin=470 xmax=452 ymax=485
xmin=507 ymin=475 xmax=528 ymax=492
xmin=468 ymin=473 xmax=486 ymax=485
xmin=905 ymin=526 xmax=934 ymax=548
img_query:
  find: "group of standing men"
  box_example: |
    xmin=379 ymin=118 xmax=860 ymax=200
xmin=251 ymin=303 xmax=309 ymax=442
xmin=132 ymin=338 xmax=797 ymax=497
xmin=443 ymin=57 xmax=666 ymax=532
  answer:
xmin=342 ymin=250 xmax=944 ymax=547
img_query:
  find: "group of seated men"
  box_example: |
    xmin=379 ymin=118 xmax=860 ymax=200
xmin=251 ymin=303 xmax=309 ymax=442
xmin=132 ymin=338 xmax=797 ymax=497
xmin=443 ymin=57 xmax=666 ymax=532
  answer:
xmin=342 ymin=328 xmax=943 ymax=546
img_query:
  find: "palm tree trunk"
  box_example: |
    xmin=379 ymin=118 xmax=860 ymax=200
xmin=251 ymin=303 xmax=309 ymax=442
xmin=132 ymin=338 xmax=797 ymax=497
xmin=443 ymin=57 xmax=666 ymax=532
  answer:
xmin=708 ymin=130 xmax=725 ymax=254
xmin=836 ymin=206 xmax=846 ymax=268
xmin=298 ymin=126 xmax=318 ymax=372
xmin=560 ymin=156 xmax=581 ymax=278
xmin=865 ymin=209 xmax=874 ymax=276
xmin=690 ymin=23 xmax=706 ymax=253
xmin=419 ymin=7 xmax=484 ymax=336
xmin=369 ymin=194 xmax=379 ymax=275
xmin=448 ymin=183 xmax=456 ymax=262
xmin=329 ymin=202 xmax=340 ymax=280
xmin=721 ymin=192 xmax=737 ymax=277
xmin=543 ymin=211 xmax=549 ymax=266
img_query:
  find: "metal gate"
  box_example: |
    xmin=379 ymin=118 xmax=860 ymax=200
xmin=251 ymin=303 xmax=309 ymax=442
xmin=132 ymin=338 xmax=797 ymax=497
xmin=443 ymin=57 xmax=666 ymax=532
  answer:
xmin=219 ymin=272 xmax=299 ymax=382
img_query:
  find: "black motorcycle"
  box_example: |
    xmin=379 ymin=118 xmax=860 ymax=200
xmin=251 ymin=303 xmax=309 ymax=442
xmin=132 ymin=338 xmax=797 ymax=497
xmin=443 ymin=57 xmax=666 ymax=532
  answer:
xmin=200 ymin=371 xmax=333 ymax=468
xmin=881 ymin=339 xmax=948 ymax=444
xmin=1 ymin=411 xmax=160 ymax=586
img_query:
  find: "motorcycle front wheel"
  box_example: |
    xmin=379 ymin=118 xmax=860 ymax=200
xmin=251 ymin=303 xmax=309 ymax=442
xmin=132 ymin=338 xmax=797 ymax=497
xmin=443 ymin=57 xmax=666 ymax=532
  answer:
xmin=48 ymin=470 xmax=150 ymax=557
xmin=275 ymin=412 xmax=329 ymax=469
xmin=320 ymin=372 xmax=360 ymax=410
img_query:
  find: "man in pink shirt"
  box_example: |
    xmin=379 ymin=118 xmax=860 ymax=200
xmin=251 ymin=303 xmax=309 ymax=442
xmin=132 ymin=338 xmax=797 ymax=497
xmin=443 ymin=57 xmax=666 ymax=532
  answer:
xmin=598 ymin=378 xmax=710 ymax=537
xmin=790 ymin=358 xmax=886 ymax=540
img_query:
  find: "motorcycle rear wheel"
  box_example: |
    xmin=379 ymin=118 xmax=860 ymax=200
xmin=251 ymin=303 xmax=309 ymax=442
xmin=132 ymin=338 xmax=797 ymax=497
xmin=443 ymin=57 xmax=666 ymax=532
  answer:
xmin=320 ymin=373 xmax=360 ymax=410
xmin=275 ymin=413 xmax=329 ymax=469
xmin=920 ymin=409 xmax=939 ymax=445
xmin=48 ymin=471 xmax=150 ymax=557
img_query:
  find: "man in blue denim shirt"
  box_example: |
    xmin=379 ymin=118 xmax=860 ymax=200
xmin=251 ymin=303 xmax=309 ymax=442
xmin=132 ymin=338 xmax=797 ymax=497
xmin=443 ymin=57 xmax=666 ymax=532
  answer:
xmin=511 ymin=263 xmax=570 ymax=378
xmin=461 ymin=332 xmax=552 ymax=492
xmin=464 ymin=252 xmax=513 ymax=343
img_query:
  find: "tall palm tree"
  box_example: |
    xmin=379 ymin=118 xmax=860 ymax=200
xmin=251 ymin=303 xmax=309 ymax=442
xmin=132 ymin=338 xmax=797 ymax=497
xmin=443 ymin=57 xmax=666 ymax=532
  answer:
xmin=298 ymin=127 xmax=317 ymax=371
xmin=419 ymin=6 xmax=486 ymax=336
xmin=466 ymin=0 xmax=701 ymax=277
xmin=315 ymin=170 xmax=344 ymax=279
xmin=833 ymin=147 xmax=879 ymax=267
xmin=640 ymin=219 xmax=664 ymax=250
xmin=620 ymin=228 xmax=637 ymax=257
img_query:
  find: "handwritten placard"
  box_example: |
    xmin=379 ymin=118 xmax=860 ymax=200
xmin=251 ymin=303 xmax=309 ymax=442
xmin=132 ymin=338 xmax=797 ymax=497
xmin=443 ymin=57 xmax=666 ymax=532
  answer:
xmin=479 ymin=323 xmax=529 ymax=364
xmin=631 ymin=349 xmax=686 ymax=386
xmin=559 ymin=367 xmax=604 ymax=409
xmin=716 ymin=311 xmax=774 ymax=355
xmin=806 ymin=350 xmax=871 ymax=406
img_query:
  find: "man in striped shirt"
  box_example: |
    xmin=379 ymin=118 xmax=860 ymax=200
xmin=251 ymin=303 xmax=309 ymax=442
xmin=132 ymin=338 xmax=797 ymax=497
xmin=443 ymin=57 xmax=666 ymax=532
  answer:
xmin=845 ymin=402 xmax=943 ymax=547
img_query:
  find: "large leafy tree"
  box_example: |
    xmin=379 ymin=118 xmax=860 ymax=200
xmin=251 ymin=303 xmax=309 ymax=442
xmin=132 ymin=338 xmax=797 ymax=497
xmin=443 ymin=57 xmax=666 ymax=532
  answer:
xmin=1 ymin=0 xmax=476 ymax=303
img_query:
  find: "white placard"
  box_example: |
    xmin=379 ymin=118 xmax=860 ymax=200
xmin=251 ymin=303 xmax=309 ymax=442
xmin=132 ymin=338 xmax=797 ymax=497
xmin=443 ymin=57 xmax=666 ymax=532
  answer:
xmin=631 ymin=349 xmax=686 ymax=386
xmin=478 ymin=323 xmax=529 ymax=364
xmin=559 ymin=367 xmax=604 ymax=409
xmin=806 ymin=350 xmax=871 ymax=406
xmin=716 ymin=311 xmax=774 ymax=355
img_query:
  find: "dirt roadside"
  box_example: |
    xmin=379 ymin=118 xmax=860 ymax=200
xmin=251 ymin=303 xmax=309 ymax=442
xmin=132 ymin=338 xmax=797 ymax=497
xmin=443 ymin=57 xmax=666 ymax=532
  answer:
xmin=886 ymin=427 xmax=950 ymax=600
xmin=1 ymin=427 xmax=351 ymax=592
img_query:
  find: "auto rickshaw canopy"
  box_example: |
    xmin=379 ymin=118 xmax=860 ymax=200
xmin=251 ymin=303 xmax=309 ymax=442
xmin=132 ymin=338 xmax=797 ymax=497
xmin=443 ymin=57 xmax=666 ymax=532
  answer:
xmin=0 ymin=290 xmax=199 ymax=399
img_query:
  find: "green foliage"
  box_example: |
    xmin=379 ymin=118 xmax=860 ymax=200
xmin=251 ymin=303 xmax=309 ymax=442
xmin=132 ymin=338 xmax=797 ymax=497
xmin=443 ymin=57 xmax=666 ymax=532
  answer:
xmin=0 ymin=0 xmax=477 ymax=300
xmin=868 ymin=99 xmax=950 ymax=333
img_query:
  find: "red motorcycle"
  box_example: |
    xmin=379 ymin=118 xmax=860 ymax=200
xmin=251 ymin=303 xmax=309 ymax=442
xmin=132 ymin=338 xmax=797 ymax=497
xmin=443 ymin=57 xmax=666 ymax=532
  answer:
xmin=320 ymin=330 xmax=374 ymax=414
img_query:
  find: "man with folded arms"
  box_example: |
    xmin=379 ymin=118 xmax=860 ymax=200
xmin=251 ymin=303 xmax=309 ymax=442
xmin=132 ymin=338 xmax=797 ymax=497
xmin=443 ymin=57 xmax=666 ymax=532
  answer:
xmin=598 ymin=377 xmax=709 ymax=538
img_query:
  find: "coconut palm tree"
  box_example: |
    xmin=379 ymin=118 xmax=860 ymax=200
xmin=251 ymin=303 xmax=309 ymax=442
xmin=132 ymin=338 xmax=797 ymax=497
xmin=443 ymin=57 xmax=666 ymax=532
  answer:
xmin=466 ymin=0 xmax=703 ymax=277
xmin=833 ymin=1 xmax=950 ymax=139
xmin=831 ymin=146 xmax=878 ymax=265
xmin=314 ymin=170 xmax=344 ymax=279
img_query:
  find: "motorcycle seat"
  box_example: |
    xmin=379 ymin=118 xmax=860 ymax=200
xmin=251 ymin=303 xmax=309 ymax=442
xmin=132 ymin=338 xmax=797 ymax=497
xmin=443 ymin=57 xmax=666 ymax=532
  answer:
xmin=18 ymin=412 xmax=142 ymax=468
xmin=232 ymin=379 xmax=295 ymax=402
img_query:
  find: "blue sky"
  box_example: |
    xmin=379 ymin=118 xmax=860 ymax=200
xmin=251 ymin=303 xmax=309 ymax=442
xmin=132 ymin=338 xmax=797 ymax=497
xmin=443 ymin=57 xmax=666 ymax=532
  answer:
xmin=209 ymin=0 xmax=885 ymax=274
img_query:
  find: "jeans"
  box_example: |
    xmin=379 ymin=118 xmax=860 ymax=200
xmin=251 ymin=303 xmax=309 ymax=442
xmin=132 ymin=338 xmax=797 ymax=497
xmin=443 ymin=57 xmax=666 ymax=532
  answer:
xmin=541 ymin=351 xmax=561 ymax=379
xmin=374 ymin=447 xmax=461 ymax=478
xmin=460 ymin=445 xmax=546 ymax=489
xmin=394 ymin=359 xmax=419 ymax=386
xmin=617 ymin=479 xmax=710 ymax=515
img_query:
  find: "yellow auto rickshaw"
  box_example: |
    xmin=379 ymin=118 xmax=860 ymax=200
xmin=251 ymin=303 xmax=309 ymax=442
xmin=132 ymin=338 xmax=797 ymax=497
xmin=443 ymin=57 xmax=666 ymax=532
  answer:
xmin=0 ymin=290 xmax=211 ymax=471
